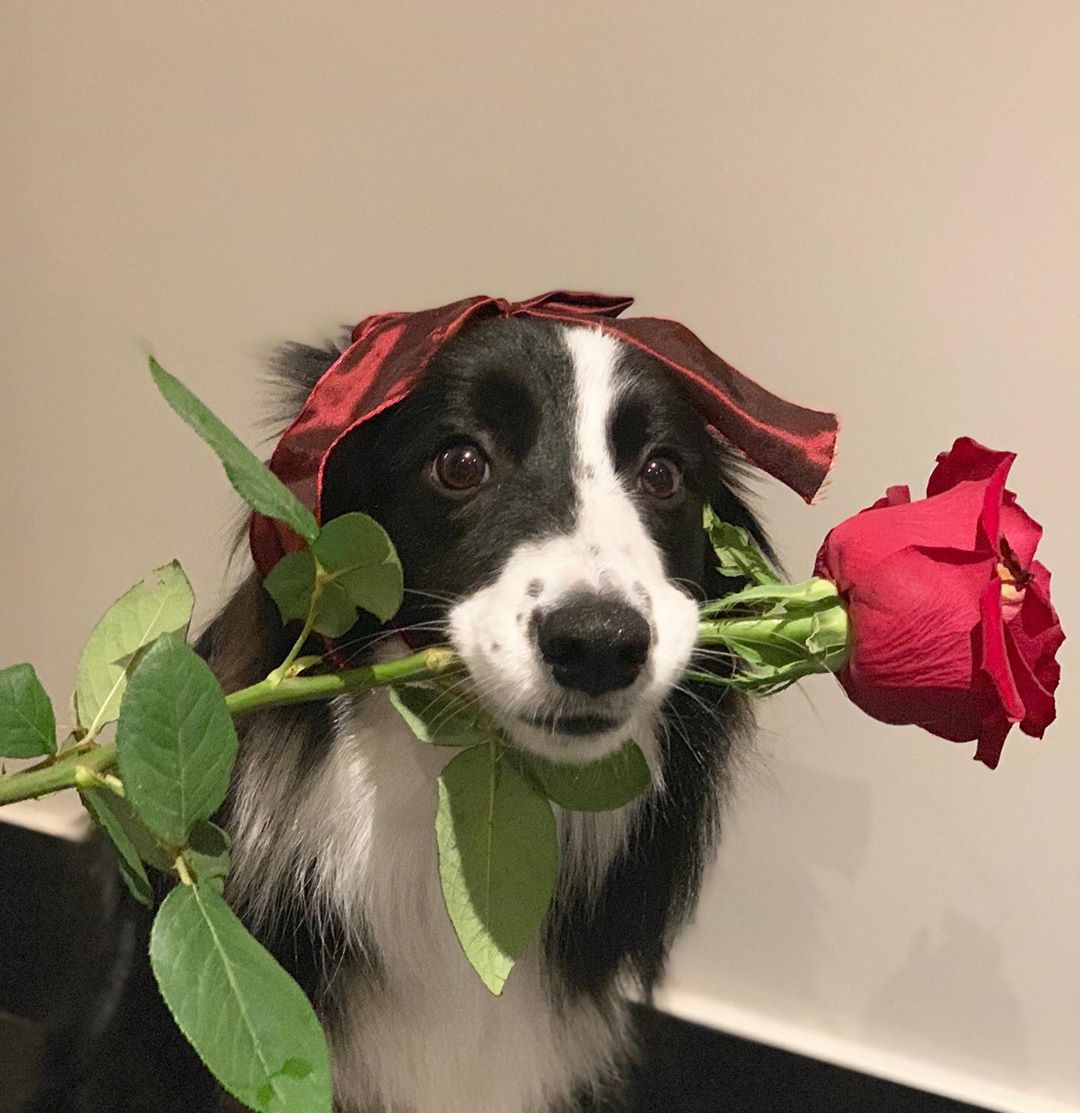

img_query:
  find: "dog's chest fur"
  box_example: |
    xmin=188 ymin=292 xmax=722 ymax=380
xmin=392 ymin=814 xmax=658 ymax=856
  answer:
xmin=226 ymin=689 xmax=636 ymax=1113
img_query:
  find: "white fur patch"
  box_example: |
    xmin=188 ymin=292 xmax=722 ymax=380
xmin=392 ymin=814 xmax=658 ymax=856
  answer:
xmin=448 ymin=325 xmax=698 ymax=768
xmin=228 ymin=684 xmax=632 ymax=1113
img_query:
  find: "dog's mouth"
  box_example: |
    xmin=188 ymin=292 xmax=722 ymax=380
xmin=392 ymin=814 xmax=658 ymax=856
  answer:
xmin=518 ymin=710 xmax=623 ymax=737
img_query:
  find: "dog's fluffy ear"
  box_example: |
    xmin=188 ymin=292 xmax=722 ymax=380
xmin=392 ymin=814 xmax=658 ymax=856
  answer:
xmin=263 ymin=336 xmax=348 ymax=431
xmin=195 ymin=574 xmax=293 ymax=693
xmin=197 ymin=335 xmax=371 ymax=684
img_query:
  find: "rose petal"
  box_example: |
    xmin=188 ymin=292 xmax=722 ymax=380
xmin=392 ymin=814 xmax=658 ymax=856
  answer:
xmin=999 ymin=496 xmax=1043 ymax=568
xmin=841 ymin=545 xmax=990 ymax=698
xmin=974 ymin=715 xmax=1012 ymax=770
xmin=925 ymin=437 xmax=1019 ymax=556
xmin=1006 ymin=633 xmax=1057 ymax=737
xmin=1006 ymin=564 xmax=1064 ymax=737
xmin=834 ymin=674 xmax=991 ymax=743
xmin=866 ymin=485 xmax=912 ymax=512
xmin=815 ymin=483 xmax=995 ymax=590
xmin=1011 ymin=565 xmax=1065 ymax=671
xmin=975 ymin=455 xmax=1017 ymax=555
xmin=927 ymin=437 xmax=1016 ymax=498
xmin=979 ymin=580 xmax=1025 ymax=723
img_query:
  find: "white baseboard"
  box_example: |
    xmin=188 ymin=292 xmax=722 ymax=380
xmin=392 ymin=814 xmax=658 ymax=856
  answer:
xmin=652 ymin=986 xmax=1072 ymax=1113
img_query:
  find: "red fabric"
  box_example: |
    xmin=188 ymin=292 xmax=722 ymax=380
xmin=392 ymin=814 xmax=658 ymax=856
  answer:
xmin=814 ymin=437 xmax=1064 ymax=769
xmin=250 ymin=291 xmax=839 ymax=577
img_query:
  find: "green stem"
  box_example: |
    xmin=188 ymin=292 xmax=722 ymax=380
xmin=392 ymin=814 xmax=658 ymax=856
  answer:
xmin=0 ymin=582 xmax=848 ymax=809
xmin=0 ymin=647 xmax=460 ymax=807
xmin=696 ymin=589 xmax=851 ymax=676
xmin=697 ymin=612 xmax=840 ymax=648
xmin=13 ymin=734 xmax=99 ymax=780
xmin=225 ymin=647 xmax=460 ymax=715
xmin=697 ymin=576 xmax=839 ymax=616
xmin=0 ymin=743 xmax=118 ymax=805
xmin=73 ymin=765 xmax=126 ymax=796
xmin=268 ymin=567 xmax=326 ymax=684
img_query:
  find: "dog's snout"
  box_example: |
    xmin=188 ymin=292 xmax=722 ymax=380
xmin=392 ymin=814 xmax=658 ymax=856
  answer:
xmin=536 ymin=595 xmax=651 ymax=697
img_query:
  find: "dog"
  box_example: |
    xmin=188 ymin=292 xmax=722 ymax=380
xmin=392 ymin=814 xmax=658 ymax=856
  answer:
xmin=195 ymin=312 xmax=770 ymax=1113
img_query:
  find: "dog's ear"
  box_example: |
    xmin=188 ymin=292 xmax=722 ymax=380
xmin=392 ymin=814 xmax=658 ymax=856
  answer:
xmin=195 ymin=573 xmax=293 ymax=692
xmin=263 ymin=336 xmax=348 ymax=431
xmin=698 ymin=444 xmax=777 ymax=600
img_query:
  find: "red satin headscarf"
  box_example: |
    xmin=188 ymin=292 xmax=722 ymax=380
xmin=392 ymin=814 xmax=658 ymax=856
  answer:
xmin=250 ymin=291 xmax=838 ymax=577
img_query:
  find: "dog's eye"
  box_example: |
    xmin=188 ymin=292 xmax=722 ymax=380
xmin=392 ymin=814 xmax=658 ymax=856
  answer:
xmin=639 ymin=455 xmax=682 ymax=499
xmin=432 ymin=443 xmax=490 ymax=491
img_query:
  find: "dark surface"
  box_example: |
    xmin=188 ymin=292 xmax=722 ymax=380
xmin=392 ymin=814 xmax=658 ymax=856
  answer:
xmin=616 ymin=1004 xmax=989 ymax=1113
xmin=1 ymin=818 xmax=992 ymax=1113
xmin=0 ymin=818 xmax=216 ymax=1113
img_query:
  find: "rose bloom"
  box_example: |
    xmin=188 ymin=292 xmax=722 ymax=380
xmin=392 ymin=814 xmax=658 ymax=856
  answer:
xmin=814 ymin=437 xmax=1064 ymax=768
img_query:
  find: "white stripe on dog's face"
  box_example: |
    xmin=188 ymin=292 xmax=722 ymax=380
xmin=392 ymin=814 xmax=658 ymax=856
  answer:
xmin=448 ymin=326 xmax=699 ymax=764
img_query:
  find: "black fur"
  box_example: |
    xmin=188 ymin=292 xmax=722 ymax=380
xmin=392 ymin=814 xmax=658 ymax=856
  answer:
xmin=193 ymin=315 xmax=769 ymax=1111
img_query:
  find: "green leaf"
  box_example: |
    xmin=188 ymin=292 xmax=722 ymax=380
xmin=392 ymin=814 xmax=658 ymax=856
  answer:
xmin=80 ymin=787 xmax=170 ymax=906
xmin=149 ymin=356 xmax=319 ymax=544
xmin=313 ymin=513 xmax=403 ymax=623
xmin=262 ymin=551 xmax=370 ymax=639
xmin=685 ymin=665 xmax=806 ymax=696
xmin=721 ymin=631 xmax=805 ymax=669
xmin=56 ymin=731 xmax=80 ymax=755
xmin=436 ymin=744 xmax=559 ymax=995
xmin=0 ymin=663 xmax=56 ymax=757
xmin=74 ymin=561 xmax=195 ymax=736
xmin=805 ymin=605 xmax=851 ymax=666
xmin=116 ymin=635 xmax=238 ymax=846
xmin=264 ymin=563 xmax=359 ymax=638
xmin=514 ymin=740 xmax=652 ymax=812
xmin=264 ymin=515 xmax=404 ymax=638
xmin=704 ymin=506 xmax=778 ymax=585
xmin=150 ymin=884 xmax=332 ymax=1113
xmin=185 ymin=820 xmax=231 ymax=893
xmin=388 ymin=684 xmax=491 ymax=747
xmin=263 ymin=551 xmax=317 ymax=624
xmin=91 ymin=785 xmax=173 ymax=870
xmin=309 ymin=581 xmax=361 ymax=639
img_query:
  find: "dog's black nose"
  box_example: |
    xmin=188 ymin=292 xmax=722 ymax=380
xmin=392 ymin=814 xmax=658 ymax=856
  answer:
xmin=536 ymin=595 xmax=651 ymax=697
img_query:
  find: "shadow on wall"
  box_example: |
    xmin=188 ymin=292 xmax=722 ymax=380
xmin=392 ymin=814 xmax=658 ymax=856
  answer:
xmin=688 ymin=709 xmax=1036 ymax=1093
xmin=684 ymin=748 xmax=874 ymax=1014
xmin=862 ymin=911 xmax=1031 ymax=1086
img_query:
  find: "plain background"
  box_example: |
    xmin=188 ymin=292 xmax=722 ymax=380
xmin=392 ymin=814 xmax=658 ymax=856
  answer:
xmin=2 ymin=3 xmax=1077 ymax=1110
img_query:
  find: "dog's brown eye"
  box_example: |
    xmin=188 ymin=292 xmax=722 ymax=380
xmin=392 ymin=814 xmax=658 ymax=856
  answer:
xmin=639 ymin=456 xmax=681 ymax=499
xmin=433 ymin=443 xmax=490 ymax=491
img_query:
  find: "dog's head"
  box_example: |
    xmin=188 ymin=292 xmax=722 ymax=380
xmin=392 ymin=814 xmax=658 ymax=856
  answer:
xmin=318 ymin=316 xmax=764 ymax=762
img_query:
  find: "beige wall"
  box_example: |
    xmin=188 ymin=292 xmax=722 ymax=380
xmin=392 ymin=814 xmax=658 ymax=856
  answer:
xmin=3 ymin=3 xmax=1077 ymax=1109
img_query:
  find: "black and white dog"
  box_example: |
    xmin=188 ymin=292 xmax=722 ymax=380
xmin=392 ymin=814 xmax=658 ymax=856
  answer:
xmin=197 ymin=314 xmax=768 ymax=1113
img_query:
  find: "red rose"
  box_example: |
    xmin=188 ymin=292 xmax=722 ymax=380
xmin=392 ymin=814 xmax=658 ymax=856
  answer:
xmin=814 ymin=437 xmax=1064 ymax=768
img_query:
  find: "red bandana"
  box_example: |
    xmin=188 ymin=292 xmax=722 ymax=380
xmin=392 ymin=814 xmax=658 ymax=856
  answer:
xmin=249 ymin=291 xmax=839 ymax=577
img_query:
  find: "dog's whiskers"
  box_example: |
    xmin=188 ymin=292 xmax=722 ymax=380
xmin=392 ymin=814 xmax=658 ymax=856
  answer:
xmin=402 ymin=587 xmax=463 ymax=605
xmin=330 ymin=619 xmax=451 ymax=658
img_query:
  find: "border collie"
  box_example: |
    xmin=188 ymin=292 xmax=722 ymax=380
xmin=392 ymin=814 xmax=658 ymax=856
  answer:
xmin=197 ymin=314 xmax=767 ymax=1113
